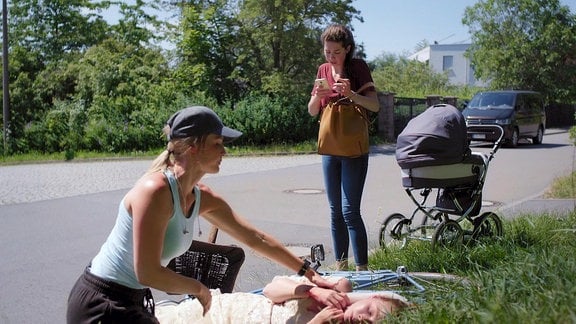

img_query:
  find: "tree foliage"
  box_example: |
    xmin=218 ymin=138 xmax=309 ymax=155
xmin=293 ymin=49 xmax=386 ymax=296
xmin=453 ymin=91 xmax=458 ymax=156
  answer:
xmin=4 ymin=0 xmax=574 ymax=156
xmin=370 ymin=53 xmax=481 ymax=100
xmin=173 ymin=0 xmax=362 ymax=103
xmin=462 ymin=0 xmax=576 ymax=102
xmin=8 ymin=0 xmax=110 ymax=62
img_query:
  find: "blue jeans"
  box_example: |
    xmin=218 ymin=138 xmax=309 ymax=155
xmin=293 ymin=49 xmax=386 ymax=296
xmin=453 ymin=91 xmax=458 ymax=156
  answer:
xmin=322 ymin=154 xmax=369 ymax=266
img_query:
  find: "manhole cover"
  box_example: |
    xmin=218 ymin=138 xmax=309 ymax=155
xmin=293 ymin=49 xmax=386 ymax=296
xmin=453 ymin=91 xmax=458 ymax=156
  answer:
xmin=284 ymin=188 xmax=324 ymax=195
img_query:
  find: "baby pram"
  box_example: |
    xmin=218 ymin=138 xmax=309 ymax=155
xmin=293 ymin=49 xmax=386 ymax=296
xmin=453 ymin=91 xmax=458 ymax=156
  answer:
xmin=380 ymin=104 xmax=504 ymax=249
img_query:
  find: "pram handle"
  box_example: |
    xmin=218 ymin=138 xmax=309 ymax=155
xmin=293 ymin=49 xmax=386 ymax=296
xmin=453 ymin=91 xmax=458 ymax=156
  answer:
xmin=467 ymin=124 xmax=504 ymax=161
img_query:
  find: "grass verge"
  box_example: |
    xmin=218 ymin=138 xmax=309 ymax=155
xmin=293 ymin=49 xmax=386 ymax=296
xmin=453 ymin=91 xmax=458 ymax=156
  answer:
xmin=0 ymin=141 xmax=320 ymax=165
xmin=371 ymin=214 xmax=576 ymax=323
xmin=369 ymin=165 xmax=576 ymax=322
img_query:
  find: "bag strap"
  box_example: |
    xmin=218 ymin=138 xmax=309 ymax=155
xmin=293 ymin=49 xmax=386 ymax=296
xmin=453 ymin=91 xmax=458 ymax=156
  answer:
xmin=333 ymin=81 xmax=376 ymax=106
xmin=334 ymin=81 xmax=375 ymax=104
xmin=352 ymin=82 xmax=376 ymax=125
xmin=355 ymin=81 xmax=375 ymax=95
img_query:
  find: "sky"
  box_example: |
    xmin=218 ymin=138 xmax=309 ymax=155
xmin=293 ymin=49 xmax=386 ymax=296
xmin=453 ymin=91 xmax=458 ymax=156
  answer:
xmin=351 ymin=0 xmax=576 ymax=60
xmin=105 ymin=0 xmax=576 ymax=59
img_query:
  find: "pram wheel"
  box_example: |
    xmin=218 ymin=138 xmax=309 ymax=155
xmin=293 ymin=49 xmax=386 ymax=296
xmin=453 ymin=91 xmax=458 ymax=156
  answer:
xmin=380 ymin=213 xmax=410 ymax=249
xmin=432 ymin=220 xmax=463 ymax=248
xmin=472 ymin=212 xmax=503 ymax=240
xmin=420 ymin=211 xmax=444 ymax=239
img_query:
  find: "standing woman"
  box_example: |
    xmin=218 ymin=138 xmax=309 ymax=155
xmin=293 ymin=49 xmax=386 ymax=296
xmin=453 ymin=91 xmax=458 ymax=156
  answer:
xmin=66 ymin=106 xmax=341 ymax=323
xmin=308 ymin=24 xmax=380 ymax=271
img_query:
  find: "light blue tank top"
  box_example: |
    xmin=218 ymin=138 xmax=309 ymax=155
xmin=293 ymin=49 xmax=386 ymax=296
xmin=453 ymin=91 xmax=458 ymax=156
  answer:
xmin=90 ymin=170 xmax=199 ymax=289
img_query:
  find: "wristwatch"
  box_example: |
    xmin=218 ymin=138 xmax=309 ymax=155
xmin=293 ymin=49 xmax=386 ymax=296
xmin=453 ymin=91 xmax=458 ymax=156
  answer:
xmin=298 ymin=260 xmax=311 ymax=276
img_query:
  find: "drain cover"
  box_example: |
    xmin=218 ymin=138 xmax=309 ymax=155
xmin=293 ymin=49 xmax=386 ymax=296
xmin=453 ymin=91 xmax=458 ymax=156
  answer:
xmin=284 ymin=188 xmax=324 ymax=195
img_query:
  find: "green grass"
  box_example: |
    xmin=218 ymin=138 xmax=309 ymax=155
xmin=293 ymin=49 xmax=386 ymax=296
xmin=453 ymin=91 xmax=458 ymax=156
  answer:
xmin=0 ymin=136 xmax=391 ymax=165
xmin=369 ymin=169 xmax=576 ymax=323
xmin=225 ymin=140 xmax=318 ymax=156
xmin=0 ymin=149 xmax=164 ymax=165
xmin=544 ymin=171 xmax=576 ymax=198
xmin=0 ymin=140 xmax=321 ymax=165
xmin=372 ymin=213 xmax=576 ymax=323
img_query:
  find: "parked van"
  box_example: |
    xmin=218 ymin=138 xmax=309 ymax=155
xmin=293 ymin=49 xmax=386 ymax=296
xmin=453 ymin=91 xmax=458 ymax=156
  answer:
xmin=462 ymin=90 xmax=546 ymax=147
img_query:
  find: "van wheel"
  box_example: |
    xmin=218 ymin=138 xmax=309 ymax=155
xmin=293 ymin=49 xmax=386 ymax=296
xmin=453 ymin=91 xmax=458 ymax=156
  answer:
xmin=507 ymin=128 xmax=519 ymax=147
xmin=532 ymin=126 xmax=544 ymax=145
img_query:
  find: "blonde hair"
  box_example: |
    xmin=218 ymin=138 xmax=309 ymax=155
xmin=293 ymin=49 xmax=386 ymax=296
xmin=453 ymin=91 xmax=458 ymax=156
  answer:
xmin=146 ymin=125 xmax=205 ymax=175
xmin=371 ymin=294 xmax=414 ymax=321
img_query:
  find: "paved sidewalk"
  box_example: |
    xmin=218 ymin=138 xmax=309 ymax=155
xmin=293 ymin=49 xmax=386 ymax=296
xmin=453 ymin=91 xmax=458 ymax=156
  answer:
xmin=501 ymin=198 xmax=575 ymax=218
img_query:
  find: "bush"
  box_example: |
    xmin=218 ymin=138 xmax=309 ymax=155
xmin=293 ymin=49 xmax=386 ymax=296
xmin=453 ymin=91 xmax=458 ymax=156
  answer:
xmin=216 ymin=94 xmax=317 ymax=146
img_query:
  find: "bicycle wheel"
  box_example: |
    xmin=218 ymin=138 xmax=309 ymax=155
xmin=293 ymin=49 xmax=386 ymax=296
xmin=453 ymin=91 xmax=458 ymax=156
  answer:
xmin=472 ymin=212 xmax=503 ymax=240
xmin=431 ymin=219 xmax=463 ymax=248
xmin=379 ymin=213 xmax=410 ymax=249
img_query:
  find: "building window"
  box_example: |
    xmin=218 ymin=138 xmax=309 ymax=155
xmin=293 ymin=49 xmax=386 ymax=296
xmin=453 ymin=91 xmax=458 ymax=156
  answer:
xmin=443 ymin=56 xmax=453 ymax=71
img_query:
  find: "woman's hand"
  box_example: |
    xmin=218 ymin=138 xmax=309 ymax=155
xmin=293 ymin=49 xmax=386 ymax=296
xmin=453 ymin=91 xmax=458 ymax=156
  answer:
xmin=195 ymin=284 xmax=212 ymax=316
xmin=309 ymin=81 xmax=332 ymax=116
xmin=308 ymin=271 xmax=337 ymax=290
xmin=333 ymin=78 xmax=352 ymax=97
xmin=313 ymin=84 xmax=333 ymax=98
xmin=308 ymin=286 xmax=350 ymax=310
xmin=308 ymin=306 xmax=344 ymax=324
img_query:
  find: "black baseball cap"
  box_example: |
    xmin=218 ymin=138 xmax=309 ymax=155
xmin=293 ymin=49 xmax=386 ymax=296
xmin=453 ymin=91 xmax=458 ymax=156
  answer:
xmin=166 ymin=106 xmax=242 ymax=142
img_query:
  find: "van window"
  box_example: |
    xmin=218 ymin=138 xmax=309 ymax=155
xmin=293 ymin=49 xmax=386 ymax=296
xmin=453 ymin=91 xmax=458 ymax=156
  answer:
xmin=526 ymin=94 xmax=543 ymax=113
xmin=515 ymin=94 xmax=526 ymax=112
xmin=468 ymin=92 xmax=514 ymax=109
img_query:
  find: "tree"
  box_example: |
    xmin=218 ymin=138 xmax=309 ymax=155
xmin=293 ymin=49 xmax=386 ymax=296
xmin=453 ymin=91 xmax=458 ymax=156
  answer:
xmin=172 ymin=0 xmax=243 ymax=104
xmin=172 ymin=0 xmax=362 ymax=103
xmin=236 ymin=0 xmax=361 ymax=97
xmin=8 ymin=0 xmax=109 ymax=62
xmin=109 ymin=0 xmax=166 ymax=47
xmin=3 ymin=0 xmax=172 ymax=153
xmin=371 ymin=53 xmax=463 ymax=98
xmin=75 ymin=38 xmax=173 ymax=151
xmin=462 ymin=0 xmax=576 ymax=103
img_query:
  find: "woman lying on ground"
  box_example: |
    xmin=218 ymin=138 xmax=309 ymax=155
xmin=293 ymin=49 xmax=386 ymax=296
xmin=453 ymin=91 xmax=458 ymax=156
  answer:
xmin=155 ymin=275 xmax=411 ymax=323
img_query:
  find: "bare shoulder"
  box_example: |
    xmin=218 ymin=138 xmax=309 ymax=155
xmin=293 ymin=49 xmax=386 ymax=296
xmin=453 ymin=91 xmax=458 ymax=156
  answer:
xmin=134 ymin=172 xmax=168 ymax=195
xmin=197 ymin=182 xmax=227 ymax=204
xmin=196 ymin=182 xmax=236 ymax=224
xmin=197 ymin=182 xmax=215 ymax=195
xmin=125 ymin=172 xmax=171 ymax=208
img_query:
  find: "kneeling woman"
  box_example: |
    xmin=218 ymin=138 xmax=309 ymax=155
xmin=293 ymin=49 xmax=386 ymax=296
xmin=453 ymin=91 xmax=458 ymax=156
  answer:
xmin=66 ymin=106 xmax=337 ymax=323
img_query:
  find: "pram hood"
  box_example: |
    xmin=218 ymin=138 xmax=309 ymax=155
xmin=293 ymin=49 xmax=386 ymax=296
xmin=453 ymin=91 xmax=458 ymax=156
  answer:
xmin=396 ymin=104 xmax=470 ymax=169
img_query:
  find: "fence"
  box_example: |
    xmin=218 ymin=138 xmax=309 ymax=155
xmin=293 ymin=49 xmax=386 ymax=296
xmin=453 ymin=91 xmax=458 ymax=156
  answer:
xmin=546 ymin=103 xmax=575 ymax=128
xmin=376 ymin=94 xmax=465 ymax=141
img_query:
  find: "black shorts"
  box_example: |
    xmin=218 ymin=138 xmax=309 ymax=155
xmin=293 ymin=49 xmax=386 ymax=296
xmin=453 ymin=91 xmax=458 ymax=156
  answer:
xmin=66 ymin=266 xmax=158 ymax=324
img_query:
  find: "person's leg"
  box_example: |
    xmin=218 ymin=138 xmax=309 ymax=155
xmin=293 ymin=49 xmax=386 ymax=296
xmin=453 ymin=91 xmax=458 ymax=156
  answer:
xmin=68 ymin=268 xmax=159 ymax=324
xmin=340 ymin=154 xmax=369 ymax=268
xmin=322 ymin=155 xmax=349 ymax=266
xmin=67 ymin=272 xmax=108 ymax=324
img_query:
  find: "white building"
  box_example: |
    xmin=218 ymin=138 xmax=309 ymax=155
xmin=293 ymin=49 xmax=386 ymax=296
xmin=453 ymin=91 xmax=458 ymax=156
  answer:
xmin=408 ymin=43 xmax=488 ymax=87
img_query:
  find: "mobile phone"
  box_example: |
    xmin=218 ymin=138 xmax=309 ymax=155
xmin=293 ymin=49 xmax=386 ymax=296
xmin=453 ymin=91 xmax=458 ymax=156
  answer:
xmin=315 ymin=78 xmax=328 ymax=89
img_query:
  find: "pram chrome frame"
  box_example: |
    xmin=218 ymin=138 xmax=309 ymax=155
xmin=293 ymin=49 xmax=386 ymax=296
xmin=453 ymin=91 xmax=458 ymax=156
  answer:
xmin=380 ymin=125 xmax=505 ymax=249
